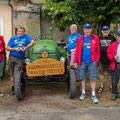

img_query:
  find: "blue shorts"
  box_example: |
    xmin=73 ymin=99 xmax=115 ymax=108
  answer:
xmin=79 ymin=61 xmax=97 ymax=80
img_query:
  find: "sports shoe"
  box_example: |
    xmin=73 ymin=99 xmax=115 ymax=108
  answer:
xmin=9 ymin=87 xmax=15 ymax=96
xmin=79 ymin=93 xmax=86 ymax=101
xmin=92 ymin=95 xmax=98 ymax=104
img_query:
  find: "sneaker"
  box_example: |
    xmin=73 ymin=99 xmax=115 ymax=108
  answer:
xmin=9 ymin=87 xmax=15 ymax=96
xmin=79 ymin=93 xmax=86 ymax=101
xmin=92 ymin=95 xmax=98 ymax=104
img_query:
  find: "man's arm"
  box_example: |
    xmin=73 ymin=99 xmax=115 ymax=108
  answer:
xmin=74 ymin=37 xmax=80 ymax=68
xmin=70 ymin=48 xmax=76 ymax=53
xmin=6 ymin=46 xmax=20 ymax=52
xmin=6 ymin=37 xmax=20 ymax=52
xmin=0 ymin=36 xmax=5 ymax=53
xmin=96 ymin=36 xmax=100 ymax=62
xmin=64 ymin=35 xmax=70 ymax=50
xmin=63 ymin=45 xmax=67 ymax=49
xmin=107 ymin=44 xmax=116 ymax=61
xmin=22 ymin=40 xmax=36 ymax=52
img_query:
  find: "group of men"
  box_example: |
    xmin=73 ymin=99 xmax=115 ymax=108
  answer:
xmin=66 ymin=24 xmax=120 ymax=103
xmin=0 ymin=24 xmax=120 ymax=104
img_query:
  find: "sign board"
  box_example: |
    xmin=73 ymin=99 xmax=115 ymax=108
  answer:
xmin=26 ymin=58 xmax=65 ymax=77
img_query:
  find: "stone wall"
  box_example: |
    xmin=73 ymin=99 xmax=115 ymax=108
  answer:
xmin=12 ymin=0 xmax=99 ymax=42
xmin=12 ymin=0 xmax=42 ymax=40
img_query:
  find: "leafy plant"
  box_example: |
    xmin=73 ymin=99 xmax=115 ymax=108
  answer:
xmin=43 ymin=0 xmax=120 ymax=34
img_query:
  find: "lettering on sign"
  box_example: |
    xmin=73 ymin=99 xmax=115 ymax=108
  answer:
xmin=26 ymin=58 xmax=65 ymax=77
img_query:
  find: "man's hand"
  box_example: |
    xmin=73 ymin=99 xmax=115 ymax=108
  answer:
xmin=114 ymin=55 xmax=119 ymax=60
xmin=22 ymin=47 xmax=26 ymax=52
xmin=74 ymin=63 xmax=77 ymax=69
xmin=63 ymin=45 xmax=67 ymax=49
xmin=70 ymin=49 xmax=76 ymax=53
xmin=15 ymin=48 xmax=20 ymax=52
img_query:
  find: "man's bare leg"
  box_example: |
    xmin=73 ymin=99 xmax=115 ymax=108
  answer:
xmin=98 ymin=72 xmax=104 ymax=94
xmin=99 ymin=72 xmax=104 ymax=88
xmin=107 ymin=71 xmax=112 ymax=92
xmin=10 ymin=75 xmax=15 ymax=96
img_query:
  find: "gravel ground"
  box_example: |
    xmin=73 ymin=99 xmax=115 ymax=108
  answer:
xmin=0 ymin=82 xmax=120 ymax=120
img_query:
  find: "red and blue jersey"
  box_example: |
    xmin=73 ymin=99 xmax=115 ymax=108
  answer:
xmin=74 ymin=34 xmax=100 ymax=65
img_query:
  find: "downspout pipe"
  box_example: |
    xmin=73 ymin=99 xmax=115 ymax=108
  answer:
xmin=29 ymin=0 xmax=43 ymax=39
xmin=8 ymin=0 xmax=13 ymax=36
xmin=39 ymin=4 xmax=43 ymax=39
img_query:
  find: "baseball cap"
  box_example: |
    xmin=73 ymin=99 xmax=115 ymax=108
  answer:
xmin=102 ymin=26 xmax=110 ymax=30
xmin=117 ymin=31 xmax=120 ymax=36
xmin=84 ymin=24 xmax=92 ymax=28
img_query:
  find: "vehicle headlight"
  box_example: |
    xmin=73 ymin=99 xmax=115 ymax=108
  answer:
xmin=25 ymin=58 xmax=30 ymax=64
xmin=60 ymin=57 xmax=65 ymax=62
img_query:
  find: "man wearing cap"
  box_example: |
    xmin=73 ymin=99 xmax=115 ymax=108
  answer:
xmin=97 ymin=26 xmax=116 ymax=94
xmin=74 ymin=23 xmax=100 ymax=103
xmin=107 ymin=31 xmax=120 ymax=100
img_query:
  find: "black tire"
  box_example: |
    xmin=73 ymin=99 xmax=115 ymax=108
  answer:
xmin=69 ymin=68 xmax=76 ymax=99
xmin=67 ymin=72 xmax=70 ymax=92
xmin=14 ymin=71 xmax=25 ymax=101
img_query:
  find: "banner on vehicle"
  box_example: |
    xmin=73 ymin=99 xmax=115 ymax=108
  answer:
xmin=26 ymin=58 xmax=65 ymax=77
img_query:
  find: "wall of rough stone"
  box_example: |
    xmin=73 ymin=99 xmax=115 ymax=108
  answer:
xmin=12 ymin=1 xmax=42 ymax=40
xmin=13 ymin=11 xmax=41 ymax=40
xmin=41 ymin=16 xmax=82 ymax=43
xmin=30 ymin=0 xmax=43 ymax=4
xmin=12 ymin=0 xmax=99 ymax=42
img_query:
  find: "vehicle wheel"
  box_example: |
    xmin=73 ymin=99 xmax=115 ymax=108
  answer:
xmin=69 ymin=68 xmax=76 ymax=99
xmin=14 ymin=70 xmax=25 ymax=101
xmin=67 ymin=73 xmax=70 ymax=92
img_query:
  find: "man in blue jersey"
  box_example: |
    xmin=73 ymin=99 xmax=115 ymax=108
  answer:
xmin=7 ymin=26 xmax=36 ymax=96
xmin=74 ymin=24 xmax=100 ymax=104
xmin=64 ymin=24 xmax=81 ymax=80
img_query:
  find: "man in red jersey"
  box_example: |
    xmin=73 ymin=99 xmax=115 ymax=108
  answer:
xmin=107 ymin=31 xmax=120 ymax=101
xmin=74 ymin=23 xmax=100 ymax=104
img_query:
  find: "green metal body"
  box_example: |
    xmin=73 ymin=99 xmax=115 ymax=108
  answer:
xmin=27 ymin=27 xmax=66 ymax=63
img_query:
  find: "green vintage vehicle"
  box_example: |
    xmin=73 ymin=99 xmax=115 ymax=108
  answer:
xmin=14 ymin=27 xmax=77 ymax=100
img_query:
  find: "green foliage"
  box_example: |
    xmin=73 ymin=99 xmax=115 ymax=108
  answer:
xmin=43 ymin=0 xmax=120 ymax=32
xmin=90 ymin=1 xmax=120 ymax=27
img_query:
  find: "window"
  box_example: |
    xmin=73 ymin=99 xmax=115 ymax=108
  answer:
xmin=0 ymin=18 xmax=3 ymax=36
